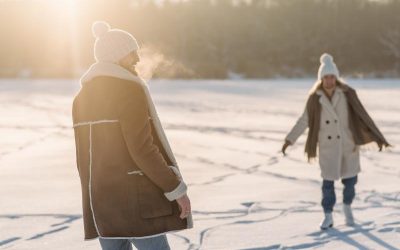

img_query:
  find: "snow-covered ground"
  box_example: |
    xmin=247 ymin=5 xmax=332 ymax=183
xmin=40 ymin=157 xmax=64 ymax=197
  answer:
xmin=0 ymin=78 xmax=399 ymax=250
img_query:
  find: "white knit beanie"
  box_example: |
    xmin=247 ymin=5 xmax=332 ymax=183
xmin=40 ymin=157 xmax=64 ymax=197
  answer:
xmin=92 ymin=21 xmax=139 ymax=63
xmin=317 ymin=53 xmax=340 ymax=80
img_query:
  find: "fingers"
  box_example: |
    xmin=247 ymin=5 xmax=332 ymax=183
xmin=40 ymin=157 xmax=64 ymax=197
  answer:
xmin=179 ymin=204 xmax=190 ymax=219
xmin=282 ymin=141 xmax=292 ymax=156
xmin=281 ymin=145 xmax=287 ymax=156
xmin=177 ymin=197 xmax=191 ymax=219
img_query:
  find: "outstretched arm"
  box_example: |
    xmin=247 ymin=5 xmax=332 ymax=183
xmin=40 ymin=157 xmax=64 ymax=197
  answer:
xmin=282 ymin=107 xmax=309 ymax=155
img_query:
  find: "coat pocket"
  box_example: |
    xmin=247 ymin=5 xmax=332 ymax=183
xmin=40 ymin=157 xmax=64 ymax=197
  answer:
xmin=137 ymin=175 xmax=173 ymax=219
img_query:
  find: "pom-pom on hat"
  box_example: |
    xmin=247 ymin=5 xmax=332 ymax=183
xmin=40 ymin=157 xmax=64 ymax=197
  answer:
xmin=318 ymin=53 xmax=340 ymax=79
xmin=92 ymin=21 xmax=139 ymax=63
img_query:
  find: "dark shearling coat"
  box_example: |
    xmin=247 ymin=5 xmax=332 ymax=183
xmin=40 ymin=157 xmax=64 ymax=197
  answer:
xmin=72 ymin=76 xmax=188 ymax=240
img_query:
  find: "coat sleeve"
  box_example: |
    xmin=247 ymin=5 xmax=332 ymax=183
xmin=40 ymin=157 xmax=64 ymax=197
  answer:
xmin=118 ymin=84 xmax=187 ymax=200
xmin=285 ymin=107 xmax=309 ymax=144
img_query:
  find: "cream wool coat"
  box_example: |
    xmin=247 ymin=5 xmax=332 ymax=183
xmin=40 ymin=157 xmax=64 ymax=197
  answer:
xmin=286 ymin=88 xmax=360 ymax=181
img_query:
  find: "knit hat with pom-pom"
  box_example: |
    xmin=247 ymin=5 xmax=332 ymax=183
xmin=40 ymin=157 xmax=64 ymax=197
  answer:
xmin=92 ymin=21 xmax=139 ymax=63
xmin=317 ymin=53 xmax=340 ymax=79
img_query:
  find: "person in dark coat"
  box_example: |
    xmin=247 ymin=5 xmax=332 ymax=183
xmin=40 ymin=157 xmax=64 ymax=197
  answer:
xmin=72 ymin=21 xmax=193 ymax=250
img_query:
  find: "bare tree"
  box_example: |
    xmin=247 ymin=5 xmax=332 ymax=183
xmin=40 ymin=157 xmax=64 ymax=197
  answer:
xmin=380 ymin=29 xmax=400 ymax=73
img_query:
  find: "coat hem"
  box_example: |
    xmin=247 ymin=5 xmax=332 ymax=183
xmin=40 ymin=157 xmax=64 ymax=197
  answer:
xmin=321 ymin=171 xmax=360 ymax=181
xmin=83 ymin=228 xmax=188 ymax=241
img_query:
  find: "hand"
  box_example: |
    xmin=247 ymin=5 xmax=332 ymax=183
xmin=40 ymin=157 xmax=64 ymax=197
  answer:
xmin=176 ymin=194 xmax=191 ymax=219
xmin=281 ymin=140 xmax=292 ymax=156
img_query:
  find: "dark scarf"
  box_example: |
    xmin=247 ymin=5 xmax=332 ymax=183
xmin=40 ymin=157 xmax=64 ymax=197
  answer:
xmin=305 ymin=84 xmax=390 ymax=161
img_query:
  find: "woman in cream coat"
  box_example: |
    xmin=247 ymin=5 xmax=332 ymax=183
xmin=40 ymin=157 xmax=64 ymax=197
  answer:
xmin=285 ymin=79 xmax=361 ymax=182
xmin=282 ymin=53 xmax=389 ymax=230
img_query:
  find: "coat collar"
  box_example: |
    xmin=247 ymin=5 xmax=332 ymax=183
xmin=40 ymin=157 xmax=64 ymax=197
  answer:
xmin=80 ymin=62 xmax=147 ymax=88
xmin=316 ymin=87 xmax=344 ymax=119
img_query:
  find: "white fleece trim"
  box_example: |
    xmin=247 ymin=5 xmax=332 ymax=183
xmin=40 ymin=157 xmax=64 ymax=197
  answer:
xmin=73 ymin=119 xmax=119 ymax=128
xmin=73 ymin=119 xmax=120 ymax=237
xmin=88 ymin=124 xmax=99 ymax=235
xmin=127 ymin=170 xmax=144 ymax=175
xmin=164 ymin=181 xmax=187 ymax=201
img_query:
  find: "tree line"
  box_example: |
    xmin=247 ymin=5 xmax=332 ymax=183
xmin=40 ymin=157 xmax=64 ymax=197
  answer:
xmin=1 ymin=0 xmax=400 ymax=79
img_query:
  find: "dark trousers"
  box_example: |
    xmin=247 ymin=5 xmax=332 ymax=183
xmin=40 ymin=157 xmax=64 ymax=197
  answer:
xmin=321 ymin=175 xmax=358 ymax=213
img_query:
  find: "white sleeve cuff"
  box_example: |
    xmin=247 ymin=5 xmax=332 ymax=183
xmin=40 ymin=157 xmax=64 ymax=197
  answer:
xmin=164 ymin=181 xmax=187 ymax=201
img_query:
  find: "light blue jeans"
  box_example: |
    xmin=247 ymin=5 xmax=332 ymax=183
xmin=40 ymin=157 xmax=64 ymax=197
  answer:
xmin=99 ymin=235 xmax=170 ymax=250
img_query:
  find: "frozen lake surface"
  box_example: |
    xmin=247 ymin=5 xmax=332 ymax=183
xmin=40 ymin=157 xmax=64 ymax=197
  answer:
xmin=0 ymin=78 xmax=399 ymax=249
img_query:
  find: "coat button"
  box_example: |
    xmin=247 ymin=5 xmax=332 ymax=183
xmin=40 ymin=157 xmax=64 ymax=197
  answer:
xmin=337 ymin=135 xmax=340 ymax=139
xmin=326 ymin=120 xmax=330 ymax=124
xmin=328 ymin=135 xmax=332 ymax=140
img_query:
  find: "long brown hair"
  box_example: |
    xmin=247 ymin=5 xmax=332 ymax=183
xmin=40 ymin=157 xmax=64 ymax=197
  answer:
xmin=309 ymin=78 xmax=347 ymax=95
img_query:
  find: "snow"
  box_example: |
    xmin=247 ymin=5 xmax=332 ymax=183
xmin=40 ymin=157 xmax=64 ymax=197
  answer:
xmin=0 ymin=78 xmax=399 ymax=250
